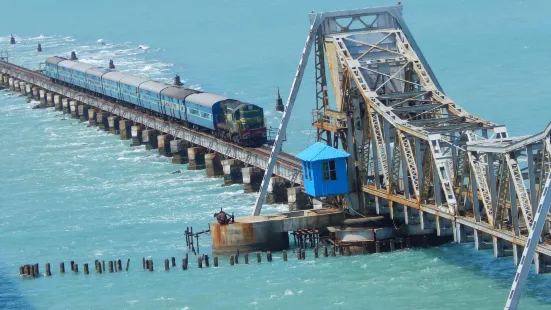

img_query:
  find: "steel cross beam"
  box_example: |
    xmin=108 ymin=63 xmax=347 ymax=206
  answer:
xmin=505 ymin=171 xmax=551 ymax=310
xmin=251 ymin=13 xmax=322 ymax=216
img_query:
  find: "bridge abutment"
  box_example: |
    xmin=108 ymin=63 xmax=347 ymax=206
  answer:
xmin=205 ymin=153 xmax=223 ymax=177
xmin=222 ymin=159 xmax=244 ymax=186
xmin=188 ymin=147 xmax=206 ymax=170
xmin=170 ymin=139 xmax=189 ymax=164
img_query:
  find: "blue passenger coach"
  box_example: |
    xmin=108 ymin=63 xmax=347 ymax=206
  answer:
xmin=160 ymin=86 xmax=200 ymax=122
xmin=185 ymin=93 xmax=226 ymax=131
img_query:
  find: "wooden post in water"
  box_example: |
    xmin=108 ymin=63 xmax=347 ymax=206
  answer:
xmin=145 ymin=260 xmax=150 ymax=271
xmin=197 ymin=257 xmax=203 ymax=268
xmin=390 ymin=240 xmax=395 ymax=251
xmin=126 ymin=259 xmax=130 ymax=271
xmin=83 ymin=263 xmax=89 ymax=275
xmin=244 ymin=253 xmax=249 ymax=264
xmin=257 ymin=252 xmax=261 ymax=263
xmin=171 ymin=257 xmax=176 ymax=268
xmin=330 ymin=246 xmax=336 ymax=257
xmin=282 ymin=250 xmax=288 ymax=262
xmin=164 ymin=259 xmax=170 ymax=271
xmin=297 ymin=249 xmax=302 ymax=260
xmin=230 ymin=255 xmax=235 ymax=266
xmin=323 ymin=246 xmax=328 ymax=257
xmin=148 ymin=259 xmax=154 ymax=272
xmin=34 ymin=264 xmax=39 ymax=277
xmin=142 ymin=257 xmax=146 ymax=270
xmin=19 ymin=266 xmax=24 ymax=276
xmin=31 ymin=265 xmax=36 ymax=278
xmin=74 ymin=264 xmax=79 ymax=273
xmin=314 ymin=247 xmax=319 ymax=259
xmin=108 ymin=261 xmax=114 ymax=273
xmin=182 ymin=258 xmax=186 ymax=271
xmin=267 ymin=251 xmax=272 ymax=262
xmin=60 ymin=262 xmax=65 ymax=273
xmin=117 ymin=259 xmax=122 ymax=271
xmin=213 ymin=256 xmax=218 ymax=267
xmin=45 ymin=263 xmax=51 ymax=276
xmin=235 ymin=253 xmax=239 ymax=264
xmin=70 ymin=261 xmax=75 ymax=272
xmin=114 ymin=260 xmax=118 ymax=272
xmin=102 ymin=261 xmax=105 ymax=272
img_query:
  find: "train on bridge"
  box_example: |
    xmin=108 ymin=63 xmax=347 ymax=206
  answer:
xmin=44 ymin=56 xmax=268 ymax=147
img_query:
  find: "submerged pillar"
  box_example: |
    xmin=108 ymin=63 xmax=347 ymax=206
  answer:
xmin=187 ymin=147 xmax=206 ymax=170
xmin=119 ymin=120 xmax=132 ymax=140
xmin=157 ymin=134 xmax=173 ymax=157
xmin=205 ymin=153 xmax=223 ymax=177
xmin=287 ymin=187 xmax=313 ymax=211
xmin=242 ymin=167 xmax=263 ymax=193
xmin=265 ymin=176 xmax=291 ymax=204
xmin=142 ymin=129 xmax=159 ymax=150
xmin=170 ymin=139 xmax=189 ymax=164
xmin=222 ymin=159 xmax=245 ymax=186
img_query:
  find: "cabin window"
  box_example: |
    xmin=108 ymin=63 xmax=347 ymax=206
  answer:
xmin=305 ymin=162 xmax=313 ymax=181
xmin=322 ymin=160 xmax=337 ymax=181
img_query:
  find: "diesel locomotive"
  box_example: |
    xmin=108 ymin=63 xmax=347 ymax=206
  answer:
xmin=44 ymin=56 xmax=267 ymax=146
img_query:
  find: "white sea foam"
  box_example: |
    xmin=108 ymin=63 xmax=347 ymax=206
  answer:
xmin=284 ymin=289 xmax=294 ymax=296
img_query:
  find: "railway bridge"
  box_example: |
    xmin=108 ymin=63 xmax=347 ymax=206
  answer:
xmin=3 ymin=5 xmax=551 ymax=306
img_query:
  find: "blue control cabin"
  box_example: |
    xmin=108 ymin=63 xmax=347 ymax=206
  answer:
xmin=296 ymin=142 xmax=350 ymax=197
xmin=185 ymin=93 xmax=226 ymax=131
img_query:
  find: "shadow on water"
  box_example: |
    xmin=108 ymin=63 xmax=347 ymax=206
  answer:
xmin=0 ymin=267 xmax=35 ymax=310
xmin=422 ymin=243 xmax=551 ymax=305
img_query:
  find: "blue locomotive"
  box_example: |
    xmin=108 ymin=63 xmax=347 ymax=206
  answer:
xmin=44 ymin=56 xmax=267 ymax=146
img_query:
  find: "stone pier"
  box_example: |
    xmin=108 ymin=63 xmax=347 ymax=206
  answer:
xmin=54 ymin=95 xmax=62 ymax=110
xmin=96 ymin=111 xmax=110 ymax=130
xmin=205 ymin=153 xmax=223 ymax=177
xmin=157 ymin=134 xmax=173 ymax=157
xmin=287 ymin=187 xmax=313 ymax=211
xmin=142 ymin=129 xmax=159 ymax=150
xmin=87 ymin=109 xmax=97 ymax=126
xmin=534 ymin=253 xmax=551 ymax=274
xmin=187 ymin=147 xmax=206 ymax=170
xmin=32 ymin=87 xmax=39 ymax=101
xmin=70 ymin=100 xmax=78 ymax=118
xmin=242 ymin=167 xmax=264 ymax=193
xmin=18 ymin=81 xmax=26 ymax=94
xmin=130 ymin=125 xmax=143 ymax=146
xmin=265 ymin=176 xmax=292 ymax=204
xmin=222 ymin=159 xmax=245 ymax=186
xmin=46 ymin=93 xmax=54 ymax=107
xmin=8 ymin=77 xmax=14 ymax=90
xmin=78 ymin=105 xmax=88 ymax=122
xmin=170 ymin=139 xmax=189 ymax=164
xmin=62 ymin=98 xmax=69 ymax=113
xmin=25 ymin=84 xmax=32 ymax=98
xmin=39 ymin=89 xmax=46 ymax=106
xmin=107 ymin=116 xmax=120 ymax=134
xmin=492 ymin=236 xmax=513 ymax=258
xmin=119 ymin=120 xmax=132 ymax=140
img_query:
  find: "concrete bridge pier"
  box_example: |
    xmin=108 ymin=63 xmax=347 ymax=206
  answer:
xmin=32 ymin=87 xmax=39 ymax=101
xmin=454 ymin=222 xmax=474 ymax=243
xmin=78 ymin=104 xmax=88 ymax=122
xmin=8 ymin=77 xmax=14 ymax=90
xmin=87 ymin=109 xmax=97 ymax=126
xmin=142 ymin=129 xmax=159 ymax=150
xmin=39 ymin=89 xmax=46 ymax=107
xmin=53 ymin=95 xmax=62 ymax=110
xmin=474 ymin=230 xmax=493 ymax=250
xmin=130 ymin=125 xmax=143 ymax=146
xmin=205 ymin=152 xmax=223 ymax=177
xmin=170 ymin=139 xmax=189 ymax=164
xmin=157 ymin=134 xmax=173 ymax=157
xmin=266 ymin=176 xmax=291 ymax=204
xmin=513 ymin=244 xmax=523 ymax=266
xmin=119 ymin=119 xmax=132 ymax=140
xmin=0 ymin=74 xmax=7 ymax=86
xmin=25 ymin=83 xmax=32 ymax=97
xmin=46 ymin=92 xmax=54 ymax=108
xmin=420 ymin=211 xmax=436 ymax=230
xmin=492 ymin=237 xmax=513 ymax=258
xmin=14 ymin=80 xmax=20 ymax=92
xmin=107 ymin=116 xmax=120 ymax=134
xmin=61 ymin=98 xmax=68 ymax=113
xmin=96 ymin=111 xmax=110 ymax=131
xmin=534 ymin=253 xmax=551 ymax=274
xmin=242 ymin=167 xmax=264 ymax=193
xmin=436 ymin=217 xmax=453 ymax=237
xmin=188 ymin=147 xmax=206 ymax=170
xmin=287 ymin=187 xmax=313 ymax=211
xmin=222 ymin=159 xmax=244 ymax=186
xmin=18 ymin=81 xmax=26 ymax=94
xmin=69 ymin=100 xmax=78 ymax=118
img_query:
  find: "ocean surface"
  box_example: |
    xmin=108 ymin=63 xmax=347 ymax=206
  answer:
xmin=1 ymin=0 xmax=551 ymax=309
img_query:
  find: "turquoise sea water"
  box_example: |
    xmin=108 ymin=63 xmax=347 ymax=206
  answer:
xmin=2 ymin=0 xmax=551 ymax=309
